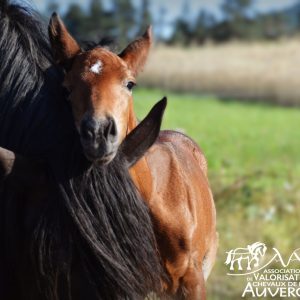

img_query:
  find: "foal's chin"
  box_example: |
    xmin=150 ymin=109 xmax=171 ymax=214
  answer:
xmin=84 ymin=151 xmax=117 ymax=165
xmin=96 ymin=152 xmax=117 ymax=165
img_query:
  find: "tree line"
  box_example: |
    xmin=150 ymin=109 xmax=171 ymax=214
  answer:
xmin=47 ymin=0 xmax=151 ymax=47
xmin=47 ymin=0 xmax=300 ymax=47
xmin=171 ymin=0 xmax=298 ymax=45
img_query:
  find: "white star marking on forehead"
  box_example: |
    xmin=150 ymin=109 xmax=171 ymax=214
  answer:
xmin=90 ymin=60 xmax=103 ymax=74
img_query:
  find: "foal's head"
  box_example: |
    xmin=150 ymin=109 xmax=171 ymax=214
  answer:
xmin=48 ymin=13 xmax=152 ymax=164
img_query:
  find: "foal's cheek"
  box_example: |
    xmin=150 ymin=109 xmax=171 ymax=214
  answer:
xmin=119 ymin=113 xmax=128 ymax=143
xmin=70 ymin=100 xmax=85 ymax=131
xmin=116 ymin=92 xmax=130 ymax=143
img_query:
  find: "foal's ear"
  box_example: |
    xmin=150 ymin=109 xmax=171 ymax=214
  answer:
xmin=48 ymin=13 xmax=81 ymax=70
xmin=120 ymin=97 xmax=167 ymax=167
xmin=119 ymin=26 xmax=153 ymax=77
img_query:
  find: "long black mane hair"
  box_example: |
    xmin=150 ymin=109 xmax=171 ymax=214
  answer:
xmin=0 ymin=1 xmax=162 ymax=299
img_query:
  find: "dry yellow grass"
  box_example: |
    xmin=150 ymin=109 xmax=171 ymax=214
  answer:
xmin=140 ymin=40 xmax=300 ymax=105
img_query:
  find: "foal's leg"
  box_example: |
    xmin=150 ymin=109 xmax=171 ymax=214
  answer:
xmin=202 ymin=233 xmax=218 ymax=281
xmin=177 ymin=266 xmax=206 ymax=300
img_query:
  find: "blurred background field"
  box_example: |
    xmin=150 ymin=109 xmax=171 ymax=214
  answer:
xmin=134 ymin=89 xmax=300 ymax=299
xmin=140 ymin=41 xmax=300 ymax=106
xmin=32 ymin=0 xmax=300 ymax=298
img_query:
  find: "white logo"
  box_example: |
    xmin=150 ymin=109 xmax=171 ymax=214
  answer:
xmin=225 ymin=242 xmax=300 ymax=298
xmin=225 ymin=242 xmax=267 ymax=271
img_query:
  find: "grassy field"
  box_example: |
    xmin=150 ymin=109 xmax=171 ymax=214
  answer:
xmin=140 ymin=41 xmax=300 ymax=106
xmin=134 ymin=88 xmax=300 ymax=299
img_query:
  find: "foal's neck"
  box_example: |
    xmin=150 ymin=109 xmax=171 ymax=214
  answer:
xmin=128 ymin=98 xmax=153 ymax=201
xmin=127 ymin=99 xmax=138 ymax=133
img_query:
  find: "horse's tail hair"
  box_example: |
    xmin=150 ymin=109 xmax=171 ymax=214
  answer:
xmin=225 ymin=250 xmax=233 ymax=265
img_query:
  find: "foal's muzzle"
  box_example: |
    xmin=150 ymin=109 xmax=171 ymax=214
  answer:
xmin=80 ymin=116 xmax=118 ymax=163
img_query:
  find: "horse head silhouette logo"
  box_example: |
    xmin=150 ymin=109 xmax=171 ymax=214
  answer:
xmin=225 ymin=242 xmax=267 ymax=271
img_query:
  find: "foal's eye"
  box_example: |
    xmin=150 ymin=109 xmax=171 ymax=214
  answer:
xmin=126 ymin=81 xmax=136 ymax=91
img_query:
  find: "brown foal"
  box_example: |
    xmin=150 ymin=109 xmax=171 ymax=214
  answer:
xmin=48 ymin=14 xmax=218 ymax=299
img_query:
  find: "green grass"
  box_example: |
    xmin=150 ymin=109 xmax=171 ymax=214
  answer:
xmin=134 ymin=88 xmax=300 ymax=300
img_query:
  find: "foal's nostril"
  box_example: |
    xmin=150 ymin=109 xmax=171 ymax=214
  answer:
xmin=104 ymin=118 xmax=117 ymax=142
xmin=81 ymin=118 xmax=97 ymax=142
xmin=81 ymin=117 xmax=117 ymax=146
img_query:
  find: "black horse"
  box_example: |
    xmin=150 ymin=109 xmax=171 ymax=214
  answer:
xmin=0 ymin=1 xmax=165 ymax=299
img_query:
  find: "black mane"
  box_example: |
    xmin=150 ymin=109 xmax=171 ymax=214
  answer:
xmin=0 ymin=1 xmax=162 ymax=299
